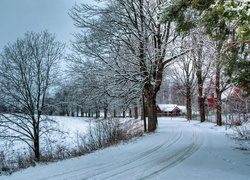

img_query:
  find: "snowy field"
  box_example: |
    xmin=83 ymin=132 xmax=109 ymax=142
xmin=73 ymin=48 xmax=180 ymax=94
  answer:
xmin=0 ymin=116 xmax=91 ymax=163
xmin=1 ymin=117 xmax=250 ymax=180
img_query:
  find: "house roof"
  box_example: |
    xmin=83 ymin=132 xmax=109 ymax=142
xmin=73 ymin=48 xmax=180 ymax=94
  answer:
xmin=177 ymin=105 xmax=187 ymax=113
xmin=157 ymin=104 xmax=186 ymax=113
xmin=157 ymin=104 xmax=178 ymax=112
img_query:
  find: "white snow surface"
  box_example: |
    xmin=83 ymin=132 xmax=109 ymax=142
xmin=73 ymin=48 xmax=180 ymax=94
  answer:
xmin=1 ymin=117 xmax=250 ymax=180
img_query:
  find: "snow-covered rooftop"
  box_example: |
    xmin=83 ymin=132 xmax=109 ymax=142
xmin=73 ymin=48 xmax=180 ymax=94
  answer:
xmin=157 ymin=104 xmax=186 ymax=112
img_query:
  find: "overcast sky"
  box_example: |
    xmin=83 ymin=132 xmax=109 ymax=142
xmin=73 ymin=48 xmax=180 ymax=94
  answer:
xmin=0 ymin=0 xmax=95 ymax=52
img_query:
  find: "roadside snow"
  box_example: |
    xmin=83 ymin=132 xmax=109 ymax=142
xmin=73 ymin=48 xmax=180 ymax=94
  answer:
xmin=1 ymin=118 xmax=250 ymax=180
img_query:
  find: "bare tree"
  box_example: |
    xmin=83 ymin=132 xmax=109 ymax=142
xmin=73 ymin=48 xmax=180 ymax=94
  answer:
xmin=69 ymin=0 xmax=189 ymax=132
xmin=66 ymin=53 xmax=121 ymax=119
xmin=168 ymin=52 xmax=197 ymax=120
xmin=214 ymin=50 xmax=231 ymax=126
xmin=0 ymin=31 xmax=65 ymax=161
xmin=190 ymin=30 xmax=214 ymax=122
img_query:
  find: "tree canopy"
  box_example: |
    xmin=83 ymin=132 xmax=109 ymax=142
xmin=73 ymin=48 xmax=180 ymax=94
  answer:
xmin=160 ymin=0 xmax=250 ymax=95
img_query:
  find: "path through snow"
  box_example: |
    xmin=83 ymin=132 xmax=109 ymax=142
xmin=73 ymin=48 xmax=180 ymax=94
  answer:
xmin=1 ymin=118 xmax=250 ymax=180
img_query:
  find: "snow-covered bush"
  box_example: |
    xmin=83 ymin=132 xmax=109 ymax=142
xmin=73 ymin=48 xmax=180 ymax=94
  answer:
xmin=0 ymin=151 xmax=9 ymax=174
xmin=0 ymin=117 xmax=143 ymax=175
xmin=233 ymin=121 xmax=250 ymax=140
xmin=78 ymin=118 xmax=143 ymax=152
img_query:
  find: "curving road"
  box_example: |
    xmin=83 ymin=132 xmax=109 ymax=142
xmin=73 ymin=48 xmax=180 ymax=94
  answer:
xmin=2 ymin=118 xmax=250 ymax=180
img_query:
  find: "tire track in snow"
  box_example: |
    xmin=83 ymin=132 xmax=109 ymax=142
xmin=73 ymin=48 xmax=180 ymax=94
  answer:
xmin=83 ymin=123 xmax=203 ymax=180
xmin=55 ymin=127 xmax=183 ymax=180
xmin=85 ymin=130 xmax=184 ymax=180
xmin=37 ymin=121 xmax=204 ymax=180
xmin=117 ymin=124 xmax=203 ymax=180
xmin=36 ymin=129 xmax=180 ymax=180
xmin=139 ymin=135 xmax=202 ymax=179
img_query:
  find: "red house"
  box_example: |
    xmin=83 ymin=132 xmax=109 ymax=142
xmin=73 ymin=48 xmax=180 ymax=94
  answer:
xmin=156 ymin=104 xmax=182 ymax=116
xmin=206 ymin=93 xmax=216 ymax=110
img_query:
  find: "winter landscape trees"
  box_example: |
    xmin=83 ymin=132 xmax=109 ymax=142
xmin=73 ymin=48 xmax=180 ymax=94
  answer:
xmin=0 ymin=0 xmax=250 ymax=171
xmin=69 ymin=0 xmax=190 ymax=132
xmin=160 ymin=0 xmax=250 ymax=125
xmin=67 ymin=0 xmax=249 ymax=129
xmin=0 ymin=31 xmax=65 ymax=161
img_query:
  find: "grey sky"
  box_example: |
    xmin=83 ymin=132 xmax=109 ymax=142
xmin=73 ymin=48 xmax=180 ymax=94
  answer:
xmin=0 ymin=0 xmax=94 ymax=52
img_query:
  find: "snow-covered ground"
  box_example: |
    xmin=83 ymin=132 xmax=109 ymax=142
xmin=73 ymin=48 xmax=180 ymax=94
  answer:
xmin=1 ymin=117 xmax=250 ymax=180
xmin=0 ymin=116 xmax=91 ymax=163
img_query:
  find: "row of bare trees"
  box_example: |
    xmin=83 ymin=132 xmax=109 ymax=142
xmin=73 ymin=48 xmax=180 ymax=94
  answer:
xmin=67 ymin=0 xmax=250 ymax=129
xmin=68 ymin=0 xmax=191 ymax=132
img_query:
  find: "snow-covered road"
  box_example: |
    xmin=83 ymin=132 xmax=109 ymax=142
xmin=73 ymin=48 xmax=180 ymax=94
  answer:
xmin=1 ymin=118 xmax=250 ymax=180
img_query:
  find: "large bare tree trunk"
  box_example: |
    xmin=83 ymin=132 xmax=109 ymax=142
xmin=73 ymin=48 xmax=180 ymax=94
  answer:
xmin=216 ymin=63 xmax=222 ymax=126
xmin=144 ymin=84 xmax=157 ymax=132
xmin=197 ymin=64 xmax=205 ymax=122
xmin=216 ymin=94 xmax=222 ymax=126
xmin=34 ymin=134 xmax=40 ymax=161
xmin=198 ymin=95 xmax=206 ymax=122
xmin=33 ymin=118 xmax=40 ymax=161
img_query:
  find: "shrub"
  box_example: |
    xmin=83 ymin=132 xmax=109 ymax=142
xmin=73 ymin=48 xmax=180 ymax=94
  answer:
xmin=233 ymin=121 xmax=250 ymax=139
xmin=0 ymin=117 xmax=143 ymax=175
